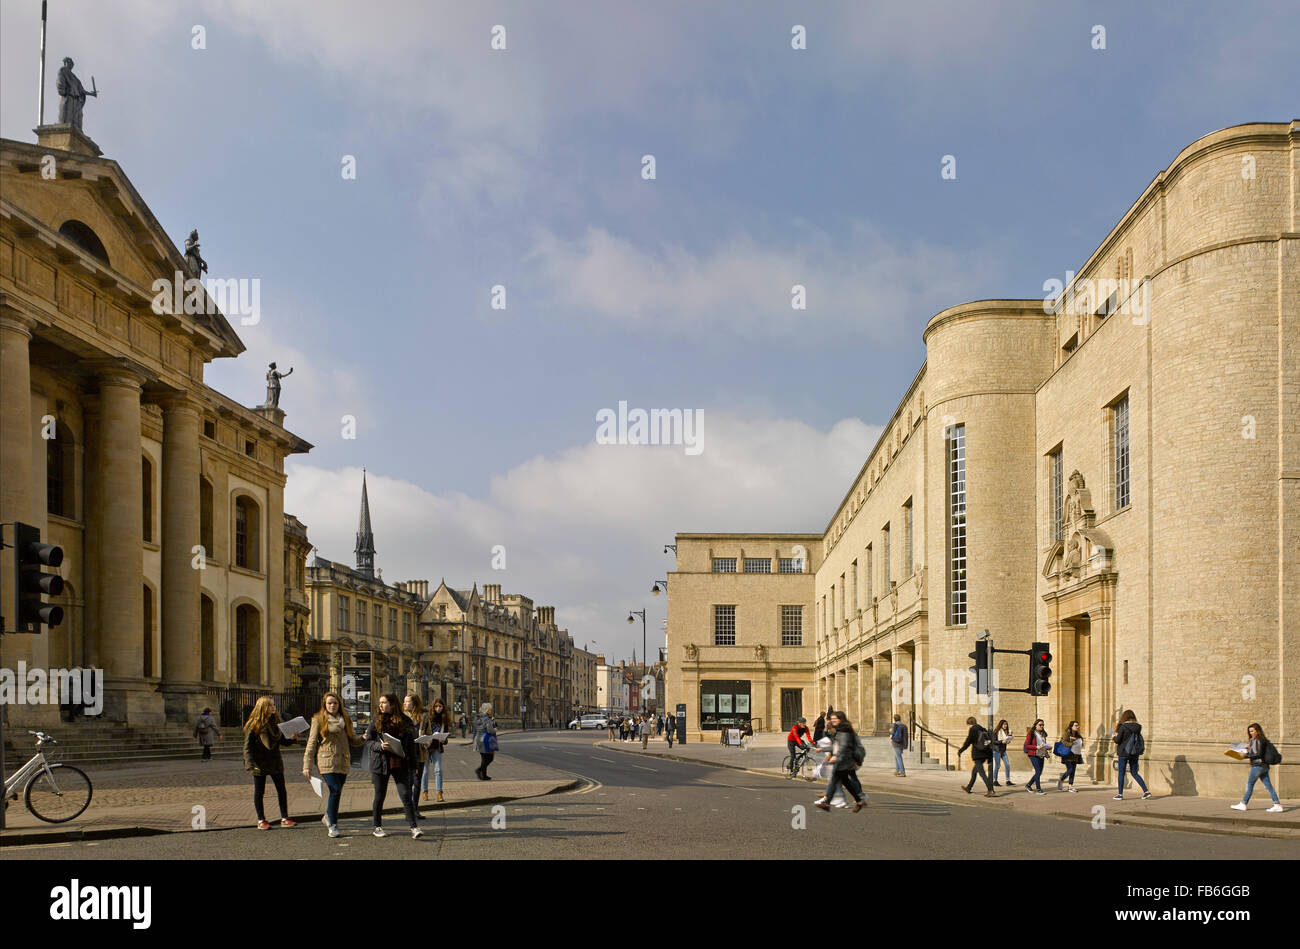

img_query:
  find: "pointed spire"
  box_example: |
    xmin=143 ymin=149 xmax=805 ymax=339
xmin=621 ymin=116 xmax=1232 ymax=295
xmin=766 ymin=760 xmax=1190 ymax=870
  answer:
xmin=355 ymin=468 xmax=376 ymax=578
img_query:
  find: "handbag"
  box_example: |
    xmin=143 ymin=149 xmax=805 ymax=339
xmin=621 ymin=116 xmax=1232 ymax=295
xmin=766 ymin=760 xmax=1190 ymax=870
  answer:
xmin=1053 ymin=741 xmax=1072 ymax=758
xmin=483 ymin=733 xmax=499 ymax=754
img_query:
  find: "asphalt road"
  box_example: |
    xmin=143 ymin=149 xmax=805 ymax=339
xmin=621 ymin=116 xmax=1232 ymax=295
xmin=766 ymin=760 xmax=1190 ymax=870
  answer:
xmin=5 ymin=730 xmax=1297 ymax=859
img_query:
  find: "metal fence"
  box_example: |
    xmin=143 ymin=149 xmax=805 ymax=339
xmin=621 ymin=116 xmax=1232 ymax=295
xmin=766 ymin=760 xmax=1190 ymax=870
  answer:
xmin=205 ymin=685 xmax=315 ymax=728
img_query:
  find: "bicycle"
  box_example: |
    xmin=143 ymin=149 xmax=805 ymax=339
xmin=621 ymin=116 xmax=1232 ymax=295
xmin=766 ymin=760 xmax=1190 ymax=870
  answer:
xmin=3 ymin=730 xmax=93 ymax=823
xmin=782 ymin=742 xmax=816 ymax=779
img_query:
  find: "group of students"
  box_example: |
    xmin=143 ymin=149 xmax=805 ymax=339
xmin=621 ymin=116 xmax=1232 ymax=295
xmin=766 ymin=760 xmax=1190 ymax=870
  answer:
xmin=609 ymin=714 xmax=661 ymax=747
xmin=240 ymin=692 xmax=501 ymax=838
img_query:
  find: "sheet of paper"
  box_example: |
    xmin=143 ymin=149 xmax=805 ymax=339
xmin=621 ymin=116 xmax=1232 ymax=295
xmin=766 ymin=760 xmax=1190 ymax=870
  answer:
xmin=310 ymin=776 xmax=323 ymax=797
xmin=278 ymin=715 xmax=309 ymax=738
xmin=382 ymin=732 xmax=406 ymax=757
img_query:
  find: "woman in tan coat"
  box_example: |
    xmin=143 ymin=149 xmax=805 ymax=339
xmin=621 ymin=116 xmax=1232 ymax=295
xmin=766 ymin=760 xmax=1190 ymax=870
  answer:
xmin=302 ymin=692 xmax=364 ymax=837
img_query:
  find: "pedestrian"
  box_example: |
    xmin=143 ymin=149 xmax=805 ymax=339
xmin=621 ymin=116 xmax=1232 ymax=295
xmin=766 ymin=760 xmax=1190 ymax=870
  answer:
xmin=813 ymin=711 xmax=826 ymax=743
xmin=242 ymin=696 xmax=298 ymax=829
xmin=404 ymin=694 xmax=428 ymax=802
xmin=665 ymin=713 xmax=675 ymax=748
xmin=459 ymin=713 xmax=467 ymax=738
xmin=958 ymin=716 xmax=996 ymax=797
xmin=302 ymin=691 xmax=364 ymax=837
xmin=193 ymin=706 xmax=220 ymax=760
xmin=1231 ymin=722 xmax=1284 ymax=812
xmin=786 ymin=716 xmax=812 ymax=775
xmin=1109 ymin=709 xmax=1152 ymax=801
xmin=992 ymin=719 xmax=1015 ymax=786
xmin=889 ymin=713 xmax=908 ymax=777
xmin=363 ymin=693 xmax=422 ymax=838
xmin=608 ymin=719 xmax=617 ymax=741
xmin=813 ymin=711 xmax=866 ymax=812
xmin=1055 ymin=720 xmax=1083 ymax=792
xmin=422 ymin=697 xmax=451 ymax=803
xmin=474 ymin=702 xmax=498 ymax=780
xmin=641 ymin=716 xmax=652 ymax=749
xmin=1023 ymin=719 xmax=1049 ymax=794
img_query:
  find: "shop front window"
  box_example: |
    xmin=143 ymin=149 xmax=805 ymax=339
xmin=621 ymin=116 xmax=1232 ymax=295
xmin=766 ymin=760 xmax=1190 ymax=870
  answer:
xmin=699 ymin=679 xmax=751 ymax=731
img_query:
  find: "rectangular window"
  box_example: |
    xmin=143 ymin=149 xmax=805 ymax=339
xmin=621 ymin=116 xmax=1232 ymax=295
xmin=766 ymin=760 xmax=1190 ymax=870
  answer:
xmin=234 ymin=500 xmax=246 ymax=567
xmin=829 ymin=584 xmax=836 ymax=628
xmin=338 ymin=596 xmax=350 ymax=631
xmin=1050 ymin=447 xmax=1064 ymax=541
xmin=389 ymin=607 xmax=398 ymax=638
xmin=850 ymin=560 xmax=858 ymax=613
xmin=778 ymin=557 xmax=802 ymax=573
xmin=374 ymin=605 xmax=383 ymax=636
xmin=244 ymin=439 xmax=256 ymax=457
xmin=699 ymin=679 xmax=750 ymax=730
xmin=743 ymin=557 xmax=771 ymax=573
xmin=865 ymin=545 xmax=873 ymax=603
xmin=948 ymin=423 xmax=967 ymax=626
xmin=882 ymin=524 xmax=891 ymax=589
xmin=203 ymin=419 xmax=216 ymax=439
xmin=781 ymin=606 xmax=803 ymax=646
xmin=1114 ymin=395 xmax=1130 ymax=510
xmin=403 ymin=614 xmax=411 ymax=642
xmin=840 ymin=573 xmax=847 ymax=621
xmin=713 ymin=605 xmax=736 ymax=646
xmin=903 ymin=499 xmax=913 ymax=575
xmin=357 ymin=602 xmax=366 ymax=634
xmin=712 ymin=558 xmax=737 ymax=573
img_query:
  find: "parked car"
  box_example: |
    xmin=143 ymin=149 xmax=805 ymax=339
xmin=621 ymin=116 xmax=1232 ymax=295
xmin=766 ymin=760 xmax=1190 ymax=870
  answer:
xmin=569 ymin=714 xmax=607 ymax=729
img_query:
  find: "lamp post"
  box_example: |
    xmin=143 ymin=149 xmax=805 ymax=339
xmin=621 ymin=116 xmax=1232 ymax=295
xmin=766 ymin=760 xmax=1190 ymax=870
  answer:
xmin=651 ymin=579 xmax=667 ymax=596
xmin=627 ymin=609 xmax=646 ymax=714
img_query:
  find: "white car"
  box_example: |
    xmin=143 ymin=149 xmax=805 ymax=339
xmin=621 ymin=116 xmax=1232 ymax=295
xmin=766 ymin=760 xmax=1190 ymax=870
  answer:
xmin=569 ymin=714 xmax=607 ymax=729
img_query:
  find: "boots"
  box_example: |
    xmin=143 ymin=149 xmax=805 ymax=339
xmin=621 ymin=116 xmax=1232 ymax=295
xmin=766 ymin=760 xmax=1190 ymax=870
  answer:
xmin=421 ymin=791 xmax=429 ymax=802
xmin=436 ymin=792 xmax=444 ymax=802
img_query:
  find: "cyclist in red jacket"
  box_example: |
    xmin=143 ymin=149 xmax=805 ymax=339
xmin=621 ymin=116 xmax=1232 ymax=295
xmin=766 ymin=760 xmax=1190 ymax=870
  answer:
xmin=786 ymin=717 xmax=813 ymax=775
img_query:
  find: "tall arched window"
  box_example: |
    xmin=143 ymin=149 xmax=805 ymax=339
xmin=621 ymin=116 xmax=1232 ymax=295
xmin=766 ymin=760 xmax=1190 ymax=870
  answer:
xmin=46 ymin=420 xmax=76 ymax=518
xmin=200 ymin=594 xmax=215 ymax=681
xmin=200 ymin=477 xmax=214 ymax=558
xmin=143 ymin=584 xmax=154 ymax=677
xmin=233 ymin=495 xmax=261 ymax=570
xmin=142 ymin=455 xmax=153 ymax=542
xmin=235 ymin=603 xmax=261 ymax=683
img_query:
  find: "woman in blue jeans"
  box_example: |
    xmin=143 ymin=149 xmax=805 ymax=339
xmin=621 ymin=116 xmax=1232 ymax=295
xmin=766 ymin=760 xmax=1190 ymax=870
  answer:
xmin=1232 ymin=723 xmax=1284 ymax=812
xmin=422 ymin=698 xmax=451 ymax=802
xmin=1023 ymin=719 xmax=1049 ymax=793
xmin=1111 ymin=709 xmax=1152 ymax=800
xmin=302 ymin=692 xmax=364 ymax=837
xmin=1056 ymin=720 xmax=1082 ymax=791
xmin=992 ymin=719 xmax=1014 ymax=786
xmin=814 ymin=712 xmax=866 ymax=812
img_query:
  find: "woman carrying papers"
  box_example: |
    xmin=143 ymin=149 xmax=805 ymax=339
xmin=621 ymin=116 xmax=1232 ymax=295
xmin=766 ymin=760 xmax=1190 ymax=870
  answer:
xmin=474 ymin=702 xmax=498 ymax=780
xmin=364 ymin=694 xmax=423 ymax=838
xmin=421 ymin=697 xmax=452 ymax=802
xmin=302 ymin=692 xmax=365 ymax=837
xmin=1230 ymin=723 xmax=1284 ymax=813
xmin=403 ymin=694 xmax=429 ymax=803
xmin=242 ymin=696 xmax=301 ymax=830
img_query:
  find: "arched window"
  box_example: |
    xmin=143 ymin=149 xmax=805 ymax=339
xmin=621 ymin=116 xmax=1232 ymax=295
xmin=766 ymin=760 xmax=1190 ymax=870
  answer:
xmin=143 ymin=584 xmax=154 ymax=677
xmin=142 ymin=455 xmax=153 ymax=542
xmin=58 ymin=220 xmax=109 ymax=266
xmin=235 ymin=603 xmax=261 ymax=683
xmin=234 ymin=495 xmax=261 ymax=571
xmin=200 ymin=477 xmax=214 ymax=558
xmin=46 ymin=420 xmax=76 ymax=518
xmin=200 ymin=594 xmax=215 ymax=681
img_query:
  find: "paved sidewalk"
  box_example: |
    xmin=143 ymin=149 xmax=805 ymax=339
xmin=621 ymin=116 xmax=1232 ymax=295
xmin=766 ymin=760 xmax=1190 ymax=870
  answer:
xmin=600 ymin=735 xmax=1300 ymax=839
xmin=1 ymin=738 xmax=577 ymax=846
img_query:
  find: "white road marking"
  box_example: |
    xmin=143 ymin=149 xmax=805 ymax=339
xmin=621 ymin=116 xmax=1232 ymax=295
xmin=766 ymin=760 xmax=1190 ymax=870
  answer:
xmin=632 ymin=765 xmax=658 ymax=772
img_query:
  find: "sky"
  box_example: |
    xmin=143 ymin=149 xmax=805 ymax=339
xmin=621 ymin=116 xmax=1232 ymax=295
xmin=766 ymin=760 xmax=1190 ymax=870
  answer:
xmin=3 ymin=0 xmax=1297 ymax=661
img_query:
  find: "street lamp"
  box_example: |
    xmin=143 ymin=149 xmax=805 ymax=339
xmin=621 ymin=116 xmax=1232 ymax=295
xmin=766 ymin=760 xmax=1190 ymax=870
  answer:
xmin=651 ymin=579 xmax=667 ymax=596
xmin=663 ymin=544 xmax=676 ymax=554
xmin=627 ymin=608 xmax=646 ymax=714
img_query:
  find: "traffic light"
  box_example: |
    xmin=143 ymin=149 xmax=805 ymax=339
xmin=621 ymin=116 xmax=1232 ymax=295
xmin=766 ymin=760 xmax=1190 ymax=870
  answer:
xmin=1030 ymin=642 xmax=1052 ymax=696
xmin=12 ymin=521 xmax=64 ymax=633
xmin=968 ymin=640 xmax=990 ymax=695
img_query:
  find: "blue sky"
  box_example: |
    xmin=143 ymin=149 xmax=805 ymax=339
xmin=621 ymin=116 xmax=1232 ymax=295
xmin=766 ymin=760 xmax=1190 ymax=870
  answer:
xmin=3 ymin=0 xmax=1297 ymax=659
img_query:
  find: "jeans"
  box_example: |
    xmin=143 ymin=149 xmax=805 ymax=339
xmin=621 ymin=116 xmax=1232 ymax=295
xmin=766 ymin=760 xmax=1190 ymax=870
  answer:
xmin=371 ymin=770 xmax=418 ymax=828
xmin=421 ymin=748 xmax=443 ymax=793
xmin=991 ymin=750 xmax=1011 ymax=783
xmin=1060 ymin=759 xmax=1078 ymax=786
xmin=892 ymin=744 xmax=906 ymax=775
xmin=479 ymin=751 xmax=495 ymax=776
xmin=321 ymin=772 xmax=345 ymax=826
xmin=967 ymin=758 xmax=993 ymax=791
xmin=253 ymin=772 xmax=288 ymax=821
xmin=1027 ymin=755 xmax=1045 ymax=790
xmin=1242 ymin=765 xmax=1279 ymax=804
xmin=666 ymin=730 xmax=674 ymax=748
xmin=1116 ymin=756 xmax=1148 ymax=794
xmin=824 ymin=767 xmax=864 ymax=804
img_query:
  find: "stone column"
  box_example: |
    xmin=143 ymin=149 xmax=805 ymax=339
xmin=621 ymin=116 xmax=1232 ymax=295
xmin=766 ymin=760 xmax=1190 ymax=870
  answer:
xmin=82 ymin=396 xmax=102 ymax=668
xmin=266 ymin=476 xmax=286 ymax=690
xmin=0 ymin=311 xmax=35 ymax=630
xmin=158 ymin=394 xmax=203 ymax=721
xmin=95 ymin=367 xmax=155 ymax=723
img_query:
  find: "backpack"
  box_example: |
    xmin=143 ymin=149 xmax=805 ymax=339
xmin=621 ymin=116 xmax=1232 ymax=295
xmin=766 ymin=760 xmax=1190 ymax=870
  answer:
xmin=1121 ymin=729 xmax=1145 ymax=757
xmin=1263 ymin=741 xmax=1283 ymax=766
xmin=974 ymin=727 xmax=992 ymax=751
xmin=852 ymin=734 xmax=866 ymax=766
xmin=1023 ymin=732 xmax=1036 ymax=755
xmin=890 ymin=722 xmax=906 ymax=745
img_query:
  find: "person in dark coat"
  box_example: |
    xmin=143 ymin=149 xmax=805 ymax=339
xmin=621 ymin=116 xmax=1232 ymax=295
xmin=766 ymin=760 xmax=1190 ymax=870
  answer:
xmin=194 ymin=707 xmax=220 ymax=760
xmin=1111 ymin=709 xmax=1152 ymax=800
xmin=242 ymin=696 xmax=298 ymax=829
xmin=958 ymin=716 xmax=996 ymax=797
xmin=813 ymin=712 xmax=827 ymax=743
xmin=364 ymin=693 xmax=422 ymax=838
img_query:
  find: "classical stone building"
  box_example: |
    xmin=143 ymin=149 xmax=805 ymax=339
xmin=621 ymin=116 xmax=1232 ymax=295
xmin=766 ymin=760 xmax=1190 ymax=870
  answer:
xmin=672 ymin=122 xmax=1298 ymax=796
xmin=0 ymin=125 xmax=312 ymax=726
xmin=281 ymin=513 xmax=312 ymax=685
xmin=570 ymin=644 xmax=598 ymax=719
xmin=664 ymin=534 xmax=822 ymax=741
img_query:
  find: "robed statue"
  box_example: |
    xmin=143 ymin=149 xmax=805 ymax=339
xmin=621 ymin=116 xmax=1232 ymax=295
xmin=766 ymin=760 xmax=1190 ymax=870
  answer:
xmin=184 ymin=230 xmax=208 ymax=278
xmin=265 ymin=362 xmax=293 ymax=408
xmin=57 ymin=57 xmax=97 ymax=130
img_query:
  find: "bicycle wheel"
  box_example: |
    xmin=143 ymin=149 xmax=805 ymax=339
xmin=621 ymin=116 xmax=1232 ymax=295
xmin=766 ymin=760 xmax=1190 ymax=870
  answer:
xmin=781 ymin=754 xmax=795 ymax=776
xmin=25 ymin=763 xmax=92 ymax=823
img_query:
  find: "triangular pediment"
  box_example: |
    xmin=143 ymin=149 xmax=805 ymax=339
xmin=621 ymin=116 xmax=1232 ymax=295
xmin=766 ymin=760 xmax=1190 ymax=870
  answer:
xmin=0 ymin=137 xmax=243 ymax=357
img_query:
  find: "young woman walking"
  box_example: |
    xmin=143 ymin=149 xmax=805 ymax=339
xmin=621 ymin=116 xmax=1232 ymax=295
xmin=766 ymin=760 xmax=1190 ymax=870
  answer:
xmin=364 ymin=693 xmax=422 ymax=838
xmin=814 ymin=711 xmax=866 ymax=812
xmin=992 ymin=719 xmax=1015 ymax=786
xmin=303 ymin=691 xmax=364 ymax=836
xmin=1111 ymin=710 xmax=1152 ymax=801
xmin=1231 ymin=723 xmax=1284 ymax=813
xmin=403 ymin=694 xmax=428 ymax=802
xmin=1056 ymin=720 xmax=1083 ymax=792
xmin=1023 ymin=719 xmax=1049 ymax=794
xmin=422 ymin=697 xmax=451 ymax=802
xmin=474 ymin=702 xmax=498 ymax=780
xmin=242 ymin=696 xmax=298 ymax=829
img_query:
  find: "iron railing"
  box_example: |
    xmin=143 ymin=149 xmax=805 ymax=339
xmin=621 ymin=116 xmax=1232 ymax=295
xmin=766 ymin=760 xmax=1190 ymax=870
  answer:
xmin=910 ymin=711 xmax=954 ymax=771
xmin=205 ymin=685 xmax=315 ymax=728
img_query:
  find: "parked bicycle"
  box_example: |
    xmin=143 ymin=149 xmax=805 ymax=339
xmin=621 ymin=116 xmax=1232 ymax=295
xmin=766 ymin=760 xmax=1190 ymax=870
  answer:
xmin=3 ymin=730 xmax=93 ymax=823
xmin=782 ymin=741 xmax=816 ymax=779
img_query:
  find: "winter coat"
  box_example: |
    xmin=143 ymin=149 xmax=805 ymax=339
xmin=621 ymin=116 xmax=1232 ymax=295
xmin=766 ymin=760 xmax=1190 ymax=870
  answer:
xmin=829 ymin=728 xmax=857 ymax=772
xmin=243 ymin=723 xmax=294 ymax=775
xmin=303 ymin=713 xmax=363 ymax=775
xmin=1113 ymin=721 xmax=1144 ymax=758
xmin=364 ymin=716 xmax=417 ymax=776
xmin=474 ymin=714 xmax=497 ymax=753
xmin=958 ymin=724 xmax=992 ymax=762
xmin=193 ymin=713 xmax=220 ymax=747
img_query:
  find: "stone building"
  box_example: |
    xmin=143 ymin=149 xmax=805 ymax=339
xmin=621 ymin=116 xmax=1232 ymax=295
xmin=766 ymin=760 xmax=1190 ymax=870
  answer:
xmin=0 ymin=125 xmax=312 ymax=726
xmin=671 ymin=121 xmax=1298 ymax=796
xmin=664 ymin=534 xmax=821 ymax=741
xmin=281 ymin=513 xmax=313 ymax=686
xmin=570 ymin=644 xmax=598 ymax=719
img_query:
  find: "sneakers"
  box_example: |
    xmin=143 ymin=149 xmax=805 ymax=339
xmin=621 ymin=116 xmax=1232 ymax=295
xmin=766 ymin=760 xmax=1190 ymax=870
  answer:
xmin=1056 ymin=778 xmax=1063 ymax=790
xmin=328 ymin=825 xmax=340 ymax=838
xmin=963 ymin=786 xmax=973 ymax=794
xmin=1066 ymin=787 xmax=1077 ymax=793
xmin=373 ymin=826 xmax=387 ymax=837
xmin=1113 ymin=795 xmax=1124 ymax=801
xmin=1142 ymin=792 xmax=1152 ymax=800
xmin=1267 ymin=804 xmax=1284 ymax=813
xmin=854 ymin=801 xmax=866 ymax=812
xmin=256 ymin=820 xmax=271 ymax=831
xmin=436 ymin=792 xmax=444 ymax=802
xmin=814 ymin=801 xmax=830 ymax=811
xmin=1006 ymin=781 xmax=1016 ymax=786
xmin=1035 ymin=789 xmax=1047 ymax=795
xmin=1230 ymin=802 xmax=1248 ymax=811
xmin=984 ymin=790 xmax=997 ymax=798
xmin=411 ymin=826 xmax=424 ymax=839
xmin=280 ymin=818 xmax=296 ymax=827
xmin=994 ymin=781 xmax=1003 ymax=787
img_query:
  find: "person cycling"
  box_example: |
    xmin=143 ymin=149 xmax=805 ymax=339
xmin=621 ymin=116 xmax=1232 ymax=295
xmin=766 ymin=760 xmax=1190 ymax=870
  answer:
xmin=786 ymin=717 xmax=813 ymax=774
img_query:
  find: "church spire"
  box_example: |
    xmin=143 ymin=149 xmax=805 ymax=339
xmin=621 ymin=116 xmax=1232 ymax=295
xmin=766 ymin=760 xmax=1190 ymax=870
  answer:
xmin=355 ymin=468 xmax=375 ymax=578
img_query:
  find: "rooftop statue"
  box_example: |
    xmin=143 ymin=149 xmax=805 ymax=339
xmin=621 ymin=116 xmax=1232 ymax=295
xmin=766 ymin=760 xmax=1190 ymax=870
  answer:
xmin=57 ymin=57 xmax=97 ymax=130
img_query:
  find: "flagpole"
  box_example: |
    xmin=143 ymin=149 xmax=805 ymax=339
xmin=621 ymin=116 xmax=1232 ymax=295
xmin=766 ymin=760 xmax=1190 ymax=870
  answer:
xmin=38 ymin=0 xmax=48 ymax=125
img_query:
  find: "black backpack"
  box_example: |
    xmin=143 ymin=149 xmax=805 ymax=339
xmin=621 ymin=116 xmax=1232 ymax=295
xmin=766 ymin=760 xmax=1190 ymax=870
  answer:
xmin=974 ymin=727 xmax=992 ymax=751
xmin=852 ymin=734 xmax=866 ymax=766
xmin=1263 ymin=741 xmax=1283 ymax=766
